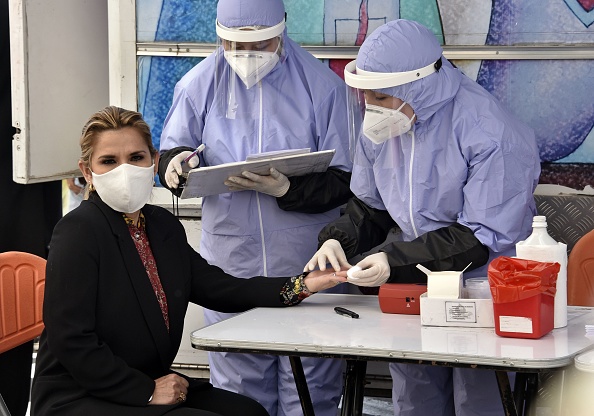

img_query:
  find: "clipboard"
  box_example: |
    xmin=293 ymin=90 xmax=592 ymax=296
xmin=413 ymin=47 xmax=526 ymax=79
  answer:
xmin=180 ymin=149 xmax=336 ymax=199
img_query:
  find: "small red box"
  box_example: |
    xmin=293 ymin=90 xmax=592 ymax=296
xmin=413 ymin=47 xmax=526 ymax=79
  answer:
xmin=378 ymin=283 xmax=427 ymax=315
xmin=493 ymin=293 xmax=554 ymax=339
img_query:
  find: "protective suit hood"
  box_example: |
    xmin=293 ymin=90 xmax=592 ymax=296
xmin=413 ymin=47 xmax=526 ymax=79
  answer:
xmin=217 ymin=0 xmax=285 ymax=28
xmin=356 ymin=20 xmax=462 ymax=123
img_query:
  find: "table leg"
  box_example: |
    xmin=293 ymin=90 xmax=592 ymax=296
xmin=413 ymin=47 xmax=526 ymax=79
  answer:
xmin=523 ymin=374 xmax=539 ymax=416
xmin=513 ymin=373 xmax=528 ymax=414
xmin=497 ymin=371 xmax=542 ymax=416
xmin=289 ymin=356 xmax=316 ymax=416
xmin=340 ymin=360 xmax=367 ymax=416
xmin=496 ymin=370 xmax=520 ymax=416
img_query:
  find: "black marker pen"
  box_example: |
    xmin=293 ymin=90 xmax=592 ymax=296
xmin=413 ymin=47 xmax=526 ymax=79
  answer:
xmin=334 ymin=306 xmax=359 ymax=319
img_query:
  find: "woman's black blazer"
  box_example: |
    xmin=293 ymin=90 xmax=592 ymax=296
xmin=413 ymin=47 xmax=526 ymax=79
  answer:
xmin=31 ymin=194 xmax=289 ymax=416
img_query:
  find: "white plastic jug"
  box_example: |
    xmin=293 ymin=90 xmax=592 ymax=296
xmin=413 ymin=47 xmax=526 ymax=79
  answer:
xmin=516 ymin=215 xmax=567 ymax=328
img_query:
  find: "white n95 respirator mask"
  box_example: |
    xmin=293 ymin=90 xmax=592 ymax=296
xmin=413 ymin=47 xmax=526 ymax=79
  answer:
xmin=224 ymin=50 xmax=279 ymax=89
xmin=363 ymin=103 xmax=415 ymax=144
xmin=92 ymin=163 xmax=155 ymax=213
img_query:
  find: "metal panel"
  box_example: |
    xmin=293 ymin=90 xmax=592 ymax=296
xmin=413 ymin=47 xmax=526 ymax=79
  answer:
xmin=534 ymin=194 xmax=594 ymax=253
xmin=9 ymin=0 xmax=109 ymax=184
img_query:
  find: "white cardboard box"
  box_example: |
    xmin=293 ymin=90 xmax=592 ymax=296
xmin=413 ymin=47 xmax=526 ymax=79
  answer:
xmin=417 ymin=265 xmax=463 ymax=299
xmin=420 ymin=293 xmax=495 ymax=328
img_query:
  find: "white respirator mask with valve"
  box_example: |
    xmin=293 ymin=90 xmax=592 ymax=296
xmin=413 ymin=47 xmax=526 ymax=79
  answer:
xmin=363 ymin=102 xmax=416 ymax=144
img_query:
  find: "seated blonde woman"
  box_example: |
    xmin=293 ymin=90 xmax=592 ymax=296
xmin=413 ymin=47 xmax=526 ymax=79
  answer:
xmin=31 ymin=106 xmax=347 ymax=416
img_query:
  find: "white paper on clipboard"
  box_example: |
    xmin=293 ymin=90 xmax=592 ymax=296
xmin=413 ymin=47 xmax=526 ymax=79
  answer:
xmin=180 ymin=149 xmax=336 ymax=199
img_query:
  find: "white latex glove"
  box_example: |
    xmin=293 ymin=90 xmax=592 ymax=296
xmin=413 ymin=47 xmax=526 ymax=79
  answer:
xmin=304 ymin=239 xmax=351 ymax=272
xmin=224 ymin=168 xmax=290 ymax=197
xmin=347 ymin=252 xmax=391 ymax=287
xmin=165 ymin=151 xmax=200 ymax=189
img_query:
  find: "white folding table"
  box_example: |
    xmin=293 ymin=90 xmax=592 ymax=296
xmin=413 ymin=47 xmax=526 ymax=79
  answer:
xmin=190 ymin=293 xmax=594 ymax=416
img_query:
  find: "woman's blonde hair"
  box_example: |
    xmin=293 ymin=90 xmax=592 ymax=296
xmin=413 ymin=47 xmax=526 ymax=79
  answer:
xmin=79 ymin=106 xmax=157 ymax=170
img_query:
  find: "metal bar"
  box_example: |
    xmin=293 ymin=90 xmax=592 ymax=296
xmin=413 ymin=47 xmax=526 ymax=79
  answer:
xmin=496 ymin=370 xmax=519 ymax=416
xmin=137 ymin=42 xmax=594 ymax=60
xmin=137 ymin=42 xmax=216 ymax=57
xmin=341 ymin=360 xmax=367 ymax=416
xmin=513 ymin=373 xmax=529 ymax=415
xmin=0 ymin=393 xmax=10 ymax=416
xmin=443 ymin=45 xmax=594 ymax=60
xmin=352 ymin=361 xmax=367 ymax=415
xmin=524 ymin=374 xmax=539 ymax=416
xmin=289 ymin=356 xmax=316 ymax=416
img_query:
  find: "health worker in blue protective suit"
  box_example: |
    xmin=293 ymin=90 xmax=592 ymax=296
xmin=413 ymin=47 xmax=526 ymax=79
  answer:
xmin=305 ymin=20 xmax=541 ymax=416
xmin=157 ymin=1 xmax=352 ymax=415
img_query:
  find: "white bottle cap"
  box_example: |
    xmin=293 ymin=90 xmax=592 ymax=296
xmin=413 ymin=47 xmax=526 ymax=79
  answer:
xmin=532 ymin=215 xmax=548 ymax=227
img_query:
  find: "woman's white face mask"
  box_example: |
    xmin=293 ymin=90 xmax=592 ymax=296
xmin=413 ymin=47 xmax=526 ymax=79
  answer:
xmin=363 ymin=102 xmax=415 ymax=144
xmin=92 ymin=163 xmax=155 ymax=213
xmin=224 ymin=43 xmax=280 ymax=89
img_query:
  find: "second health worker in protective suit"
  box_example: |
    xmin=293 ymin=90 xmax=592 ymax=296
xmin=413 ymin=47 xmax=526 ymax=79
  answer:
xmin=306 ymin=19 xmax=541 ymax=416
xmin=158 ymin=0 xmax=352 ymax=415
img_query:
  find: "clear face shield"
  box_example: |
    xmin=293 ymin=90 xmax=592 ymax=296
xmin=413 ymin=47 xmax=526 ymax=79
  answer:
xmin=214 ymin=19 xmax=285 ymax=119
xmin=343 ymin=59 xmax=438 ymax=161
xmin=345 ymin=84 xmax=365 ymax=162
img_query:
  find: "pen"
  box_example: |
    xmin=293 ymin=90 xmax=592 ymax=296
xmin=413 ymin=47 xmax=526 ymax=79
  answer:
xmin=181 ymin=144 xmax=206 ymax=166
xmin=334 ymin=306 xmax=359 ymax=319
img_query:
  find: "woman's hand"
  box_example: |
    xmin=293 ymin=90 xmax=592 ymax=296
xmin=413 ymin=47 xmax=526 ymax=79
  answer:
xmin=303 ymin=269 xmax=348 ymax=293
xmin=149 ymin=373 xmax=189 ymax=405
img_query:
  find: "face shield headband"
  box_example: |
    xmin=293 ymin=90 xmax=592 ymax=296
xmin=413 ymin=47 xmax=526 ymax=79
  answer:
xmin=343 ymin=58 xmax=441 ymax=89
xmin=215 ymin=18 xmax=285 ymax=43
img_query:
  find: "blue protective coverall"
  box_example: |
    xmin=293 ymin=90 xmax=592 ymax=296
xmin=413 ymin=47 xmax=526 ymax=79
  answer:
xmin=319 ymin=20 xmax=541 ymax=416
xmin=158 ymin=1 xmax=352 ymax=415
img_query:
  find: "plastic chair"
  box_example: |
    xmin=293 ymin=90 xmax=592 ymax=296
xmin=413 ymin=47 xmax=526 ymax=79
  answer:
xmin=567 ymin=229 xmax=594 ymax=306
xmin=0 ymin=251 xmax=46 ymax=355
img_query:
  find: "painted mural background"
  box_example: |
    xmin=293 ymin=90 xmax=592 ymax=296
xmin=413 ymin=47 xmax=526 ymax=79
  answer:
xmin=137 ymin=0 xmax=594 ymax=188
